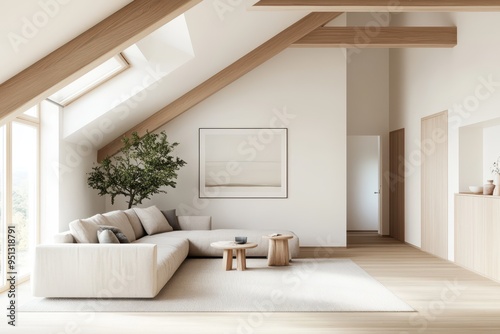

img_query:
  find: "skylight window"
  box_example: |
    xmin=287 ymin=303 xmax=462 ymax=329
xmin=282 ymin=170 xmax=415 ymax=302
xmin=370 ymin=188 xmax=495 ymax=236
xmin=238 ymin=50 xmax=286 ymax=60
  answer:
xmin=48 ymin=54 xmax=129 ymax=106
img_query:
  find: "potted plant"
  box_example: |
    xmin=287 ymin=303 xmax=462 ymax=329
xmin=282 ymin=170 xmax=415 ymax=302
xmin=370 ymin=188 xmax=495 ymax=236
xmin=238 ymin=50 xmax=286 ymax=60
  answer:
xmin=88 ymin=131 xmax=186 ymax=208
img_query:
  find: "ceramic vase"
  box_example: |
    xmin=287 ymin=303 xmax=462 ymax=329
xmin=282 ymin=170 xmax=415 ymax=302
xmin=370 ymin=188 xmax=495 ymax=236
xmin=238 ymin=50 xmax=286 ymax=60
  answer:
xmin=494 ymin=174 xmax=500 ymax=196
xmin=484 ymin=180 xmax=495 ymax=195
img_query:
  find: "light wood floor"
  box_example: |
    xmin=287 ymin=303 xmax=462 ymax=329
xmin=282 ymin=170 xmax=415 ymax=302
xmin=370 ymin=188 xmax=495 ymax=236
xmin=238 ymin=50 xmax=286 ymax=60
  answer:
xmin=2 ymin=233 xmax=500 ymax=333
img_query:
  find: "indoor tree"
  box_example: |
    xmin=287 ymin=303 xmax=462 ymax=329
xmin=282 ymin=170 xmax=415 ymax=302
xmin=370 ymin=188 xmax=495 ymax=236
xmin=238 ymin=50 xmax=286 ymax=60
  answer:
xmin=88 ymin=131 xmax=186 ymax=209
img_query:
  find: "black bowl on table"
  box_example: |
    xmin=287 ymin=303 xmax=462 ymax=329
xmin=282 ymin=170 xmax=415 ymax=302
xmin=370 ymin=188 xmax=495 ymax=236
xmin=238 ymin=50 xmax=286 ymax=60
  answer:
xmin=235 ymin=236 xmax=247 ymax=244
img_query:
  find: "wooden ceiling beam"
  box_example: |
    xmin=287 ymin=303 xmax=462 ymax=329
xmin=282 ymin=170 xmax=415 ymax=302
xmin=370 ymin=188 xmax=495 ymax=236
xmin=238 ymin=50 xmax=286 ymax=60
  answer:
xmin=0 ymin=0 xmax=202 ymax=125
xmin=252 ymin=0 xmax=500 ymax=12
xmin=292 ymin=27 xmax=457 ymax=48
xmin=97 ymin=12 xmax=343 ymax=161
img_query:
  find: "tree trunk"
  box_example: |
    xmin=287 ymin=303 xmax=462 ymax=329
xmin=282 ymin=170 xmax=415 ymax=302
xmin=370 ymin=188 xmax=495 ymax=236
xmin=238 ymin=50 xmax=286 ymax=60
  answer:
xmin=128 ymin=193 xmax=135 ymax=209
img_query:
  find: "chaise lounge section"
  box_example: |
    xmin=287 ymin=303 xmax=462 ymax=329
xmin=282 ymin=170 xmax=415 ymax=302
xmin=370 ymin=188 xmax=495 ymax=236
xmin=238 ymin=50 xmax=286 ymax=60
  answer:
xmin=32 ymin=206 xmax=299 ymax=298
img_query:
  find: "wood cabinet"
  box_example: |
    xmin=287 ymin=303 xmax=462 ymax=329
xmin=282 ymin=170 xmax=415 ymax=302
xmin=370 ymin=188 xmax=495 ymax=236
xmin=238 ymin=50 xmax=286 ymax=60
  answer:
xmin=455 ymin=194 xmax=500 ymax=282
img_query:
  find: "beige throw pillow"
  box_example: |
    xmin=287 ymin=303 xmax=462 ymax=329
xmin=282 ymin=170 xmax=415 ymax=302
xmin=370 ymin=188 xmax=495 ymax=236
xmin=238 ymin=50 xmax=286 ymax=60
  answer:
xmin=123 ymin=209 xmax=146 ymax=239
xmin=69 ymin=214 xmax=107 ymax=243
xmin=102 ymin=210 xmax=136 ymax=242
xmin=133 ymin=206 xmax=173 ymax=235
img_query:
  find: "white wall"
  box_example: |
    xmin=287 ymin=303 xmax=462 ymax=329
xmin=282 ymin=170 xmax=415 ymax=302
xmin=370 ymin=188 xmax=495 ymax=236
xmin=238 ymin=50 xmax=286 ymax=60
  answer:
xmin=58 ymin=142 xmax=104 ymax=231
xmin=458 ymin=126 xmax=483 ymax=192
xmin=39 ymin=101 xmax=104 ymax=238
xmin=40 ymin=101 xmax=61 ymax=243
xmin=483 ymin=125 xmax=500 ymax=180
xmin=346 ymin=13 xmax=390 ymax=235
xmin=390 ymin=12 xmax=500 ymax=254
xmin=108 ymin=48 xmax=347 ymax=247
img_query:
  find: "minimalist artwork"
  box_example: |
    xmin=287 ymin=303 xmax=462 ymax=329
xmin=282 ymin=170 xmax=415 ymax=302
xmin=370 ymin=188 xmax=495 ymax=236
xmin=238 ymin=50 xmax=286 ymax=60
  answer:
xmin=199 ymin=128 xmax=287 ymax=198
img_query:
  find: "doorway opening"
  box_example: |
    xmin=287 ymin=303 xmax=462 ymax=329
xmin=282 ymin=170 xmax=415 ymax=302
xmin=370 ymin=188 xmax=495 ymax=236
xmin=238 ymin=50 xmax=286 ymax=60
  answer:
xmin=346 ymin=136 xmax=381 ymax=235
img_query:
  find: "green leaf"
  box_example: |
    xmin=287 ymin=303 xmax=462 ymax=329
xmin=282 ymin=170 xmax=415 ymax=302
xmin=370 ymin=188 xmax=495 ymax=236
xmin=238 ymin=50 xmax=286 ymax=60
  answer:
xmin=87 ymin=131 xmax=186 ymax=208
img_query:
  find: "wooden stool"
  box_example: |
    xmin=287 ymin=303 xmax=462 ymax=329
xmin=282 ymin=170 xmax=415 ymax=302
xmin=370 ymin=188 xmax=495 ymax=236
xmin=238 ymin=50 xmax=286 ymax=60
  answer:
xmin=264 ymin=235 xmax=293 ymax=266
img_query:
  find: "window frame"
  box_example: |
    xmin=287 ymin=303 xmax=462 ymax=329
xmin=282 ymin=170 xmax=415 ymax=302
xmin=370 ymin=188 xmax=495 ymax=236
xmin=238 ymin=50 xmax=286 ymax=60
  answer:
xmin=47 ymin=53 xmax=130 ymax=107
xmin=0 ymin=107 xmax=40 ymax=293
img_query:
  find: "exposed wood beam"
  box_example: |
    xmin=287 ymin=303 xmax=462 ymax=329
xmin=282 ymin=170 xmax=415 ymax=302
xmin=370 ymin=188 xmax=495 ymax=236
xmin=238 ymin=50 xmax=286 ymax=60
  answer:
xmin=252 ymin=0 xmax=500 ymax=12
xmin=292 ymin=27 xmax=457 ymax=48
xmin=0 ymin=0 xmax=202 ymax=125
xmin=98 ymin=12 xmax=343 ymax=161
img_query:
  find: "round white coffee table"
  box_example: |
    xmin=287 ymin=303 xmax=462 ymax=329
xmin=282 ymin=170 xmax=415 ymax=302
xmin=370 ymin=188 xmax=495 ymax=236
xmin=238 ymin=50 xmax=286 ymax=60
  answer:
xmin=210 ymin=241 xmax=258 ymax=271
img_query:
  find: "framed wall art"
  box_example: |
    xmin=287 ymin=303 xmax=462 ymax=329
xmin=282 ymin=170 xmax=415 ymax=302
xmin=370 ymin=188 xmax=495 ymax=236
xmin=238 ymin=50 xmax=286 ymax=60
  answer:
xmin=199 ymin=128 xmax=288 ymax=198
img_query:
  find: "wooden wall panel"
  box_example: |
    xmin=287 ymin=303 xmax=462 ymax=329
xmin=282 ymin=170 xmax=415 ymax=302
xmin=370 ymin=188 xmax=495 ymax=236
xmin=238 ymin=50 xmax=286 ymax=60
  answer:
xmin=454 ymin=194 xmax=480 ymax=270
xmin=483 ymin=197 xmax=500 ymax=280
xmin=389 ymin=128 xmax=405 ymax=242
xmin=421 ymin=111 xmax=448 ymax=259
xmin=455 ymin=194 xmax=500 ymax=282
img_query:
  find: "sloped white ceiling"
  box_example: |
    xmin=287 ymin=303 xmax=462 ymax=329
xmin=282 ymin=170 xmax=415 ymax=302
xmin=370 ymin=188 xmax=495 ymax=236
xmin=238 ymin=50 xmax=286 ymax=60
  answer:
xmin=1 ymin=0 xmax=312 ymax=148
xmin=0 ymin=0 xmax=132 ymax=84
xmin=64 ymin=1 xmax=309 ymax=147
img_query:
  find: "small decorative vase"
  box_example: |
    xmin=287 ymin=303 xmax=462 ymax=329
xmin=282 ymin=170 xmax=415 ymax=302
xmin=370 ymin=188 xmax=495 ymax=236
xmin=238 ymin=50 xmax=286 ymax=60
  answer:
xmin=484 ymin=180 xmax=495 ymax=195
xmin=494 ymin=174 xmax=500 ymax=196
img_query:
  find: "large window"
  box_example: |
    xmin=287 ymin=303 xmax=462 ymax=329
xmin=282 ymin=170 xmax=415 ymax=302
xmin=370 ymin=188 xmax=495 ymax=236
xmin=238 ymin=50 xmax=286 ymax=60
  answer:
xmin=12 ymin=122 xmax=38 ymax=277
xmin=0 ymin=125 xmax=6 ymax=291
xmin=0 ymin=107 xmax=39 ymax=292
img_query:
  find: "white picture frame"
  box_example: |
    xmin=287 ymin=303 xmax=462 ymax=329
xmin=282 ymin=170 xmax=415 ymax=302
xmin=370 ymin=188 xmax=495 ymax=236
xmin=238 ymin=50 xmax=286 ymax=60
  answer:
xmin=199 ymin=128 xmax=288 ymax=198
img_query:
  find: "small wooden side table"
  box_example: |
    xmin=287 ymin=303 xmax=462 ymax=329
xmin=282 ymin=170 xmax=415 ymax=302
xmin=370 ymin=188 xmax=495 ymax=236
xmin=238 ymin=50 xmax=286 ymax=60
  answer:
xmin=264 ymin=235 xmax=293 ymax=266
xmin=210 ymin=241 xmax=258 ymax=271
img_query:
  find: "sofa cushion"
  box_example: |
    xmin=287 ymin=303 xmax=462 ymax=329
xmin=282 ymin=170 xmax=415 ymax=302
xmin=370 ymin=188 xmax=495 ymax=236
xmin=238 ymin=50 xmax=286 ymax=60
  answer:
xmin=102 ymin=210 xmax=136 ymax=242
xmin=154 ymin=229 xmax=300 ymax=258
xmin=178 ymin=216 xmax=211 ymax=230
xmin=133 ymin=236 xmax=189 ymax=294
xmin=98 ymin=226 xmax=130 ymax=243
xmin=123 ymin=209 xmax=146 ymax=239
xmin=161 ymin=209 xmax=181 ymax=230
xmin=97 ymin=229 xmax=120 ymax=243
xmin=69 ymin=214 xmax=107 ymax=243
xmin=134 ymin=206 xmax=173 ymax=235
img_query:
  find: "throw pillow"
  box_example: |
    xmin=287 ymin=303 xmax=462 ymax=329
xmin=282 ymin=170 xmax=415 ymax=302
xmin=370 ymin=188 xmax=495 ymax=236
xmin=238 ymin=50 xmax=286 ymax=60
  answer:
xmin=133 ymin=205 xmax=173 ymax=235
xmin=102 ymin=210 xmax=136 ymax=242
xmin=97 ymin=229 xmax=120 ymax=244
xmin=69 ymin=214 xmax=107 ymax=243
xmin=123 ymin=209 xmax=146 ymax=239
xmin=161 ymin=209 xmax=181 ymax=230
xmin=98 ymin=226 xmax=130 ymax=243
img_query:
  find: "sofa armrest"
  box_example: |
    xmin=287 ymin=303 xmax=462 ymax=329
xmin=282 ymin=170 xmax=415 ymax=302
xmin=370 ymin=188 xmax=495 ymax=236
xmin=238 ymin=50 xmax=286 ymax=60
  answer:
xmin=177 ymin=216 xmax=212 ymax=230
xmin=32 ymin=244 xmax=158 ymax=298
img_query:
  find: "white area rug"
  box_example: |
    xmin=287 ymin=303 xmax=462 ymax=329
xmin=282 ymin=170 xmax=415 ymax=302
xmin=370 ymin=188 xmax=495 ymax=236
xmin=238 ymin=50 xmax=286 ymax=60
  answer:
xmin=21 ymin=258 xmax=413 ymax=312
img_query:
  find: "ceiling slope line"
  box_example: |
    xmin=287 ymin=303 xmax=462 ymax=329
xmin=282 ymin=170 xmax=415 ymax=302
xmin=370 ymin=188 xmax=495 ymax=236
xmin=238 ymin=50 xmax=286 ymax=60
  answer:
xmin=0 ymin=0 xmax=203 ymax=126
xmin=97 ymin=12 xmax=343 ymax=162
xmin=251 ymin=0 xmax=500 ymax=12
xmin=292 ymin=26 xmax=458 ymax=48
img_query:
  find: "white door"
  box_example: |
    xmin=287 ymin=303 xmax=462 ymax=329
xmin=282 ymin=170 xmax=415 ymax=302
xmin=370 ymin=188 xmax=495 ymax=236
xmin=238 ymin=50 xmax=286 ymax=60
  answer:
xmin=347 ymin=136 xmax=381 ymax=231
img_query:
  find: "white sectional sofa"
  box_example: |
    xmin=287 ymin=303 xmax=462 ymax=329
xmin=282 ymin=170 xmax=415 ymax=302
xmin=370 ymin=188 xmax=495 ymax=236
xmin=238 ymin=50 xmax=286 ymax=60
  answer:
xmin=32 ymin=206 xmax=299 ymax=298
